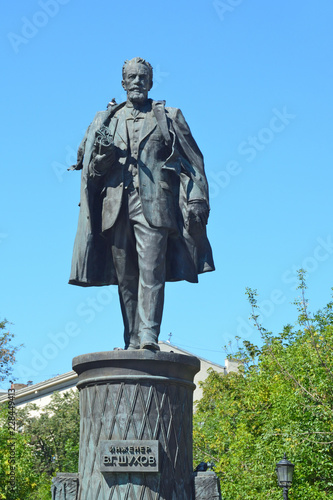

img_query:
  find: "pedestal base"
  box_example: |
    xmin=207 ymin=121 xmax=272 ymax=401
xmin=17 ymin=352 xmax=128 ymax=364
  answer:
xmin=73 ymin=350 xmax=200 ymax=500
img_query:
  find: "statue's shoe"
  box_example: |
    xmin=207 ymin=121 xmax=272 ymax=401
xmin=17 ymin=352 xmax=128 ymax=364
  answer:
xmin=140 ymin=341 xmax=160 ymax=351
xmin=140 ymin=332 xmax=160 ymax=351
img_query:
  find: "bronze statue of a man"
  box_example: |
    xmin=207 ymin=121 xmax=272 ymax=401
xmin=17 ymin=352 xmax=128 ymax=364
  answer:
xmin=69 ymin=57 xmax=214 ymax=351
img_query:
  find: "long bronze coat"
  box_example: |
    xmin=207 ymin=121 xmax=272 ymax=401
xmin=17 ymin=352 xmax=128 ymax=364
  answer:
xmin=69 ymin=100 xmax=214 ymax=287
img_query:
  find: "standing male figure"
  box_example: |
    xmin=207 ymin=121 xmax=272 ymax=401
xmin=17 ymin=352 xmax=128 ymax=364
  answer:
xmin=69 ymin=57 xmax=214 ymax=351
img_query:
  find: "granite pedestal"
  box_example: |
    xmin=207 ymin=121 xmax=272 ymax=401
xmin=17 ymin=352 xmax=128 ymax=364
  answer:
xmin=72 ymin=350 xmax=200 ymax=499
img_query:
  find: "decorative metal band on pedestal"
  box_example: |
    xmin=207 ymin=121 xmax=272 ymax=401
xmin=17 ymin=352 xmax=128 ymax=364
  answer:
xmin=72 ymin=350 xmax=200 ymax=500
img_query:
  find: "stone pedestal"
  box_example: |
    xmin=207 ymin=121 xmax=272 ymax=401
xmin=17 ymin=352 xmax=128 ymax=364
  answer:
xmin=72 ymin=350 xmax=200 ymax=500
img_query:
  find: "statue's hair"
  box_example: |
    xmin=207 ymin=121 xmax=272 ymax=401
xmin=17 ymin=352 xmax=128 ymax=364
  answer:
xmin=122 ymin=57 xmax=153 ymax=88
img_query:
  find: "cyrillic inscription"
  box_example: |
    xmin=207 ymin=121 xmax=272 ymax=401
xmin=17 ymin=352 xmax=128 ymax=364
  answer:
xmin=99 ymin=440 xmax=159 ymax=473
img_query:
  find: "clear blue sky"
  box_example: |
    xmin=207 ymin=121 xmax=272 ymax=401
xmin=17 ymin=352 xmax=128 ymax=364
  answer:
xmin=1 ymin=0 xmax=333 ymax=387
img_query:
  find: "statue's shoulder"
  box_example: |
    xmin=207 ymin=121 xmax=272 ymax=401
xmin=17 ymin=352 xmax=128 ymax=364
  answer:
xmin=94 ymin=110 xmax=109 ymax=117
xmin=84 ymin=110 xmax=109 ymax=133
xmin=165 ymin=106 xmax=180 ymax=115
xmin=151 ymin=100 xmax=180 ymax=117
xmin=92 ymin=109 xmax=110 ymax=122
xmin=92 ymin=102 xmax=126 ymax=123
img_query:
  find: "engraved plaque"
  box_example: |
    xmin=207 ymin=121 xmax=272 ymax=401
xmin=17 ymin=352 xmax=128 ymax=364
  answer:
xmin=99 ymin=440 xmax=160 ymax=473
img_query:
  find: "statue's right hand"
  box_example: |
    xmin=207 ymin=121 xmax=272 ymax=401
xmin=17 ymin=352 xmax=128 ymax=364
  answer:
xmin=90 ymin=146 xmax=116 ymax=176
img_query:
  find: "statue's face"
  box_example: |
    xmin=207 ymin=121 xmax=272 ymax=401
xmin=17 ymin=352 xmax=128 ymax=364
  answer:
xmin=122 ymin=62 xmax=151 ymax=104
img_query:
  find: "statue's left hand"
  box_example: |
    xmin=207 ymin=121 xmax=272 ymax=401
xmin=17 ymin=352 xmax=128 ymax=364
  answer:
xmin=185 ymin=200 xmax=209 ymax=235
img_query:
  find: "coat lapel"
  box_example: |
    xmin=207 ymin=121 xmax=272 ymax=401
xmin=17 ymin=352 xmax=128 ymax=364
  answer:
xmin=108 ymin=115 xmax=118 ymax=139
xmin=139 ymin=109 xmax=157 ymax=145
xmin=113 ymin=112 xmax=128 ymax=147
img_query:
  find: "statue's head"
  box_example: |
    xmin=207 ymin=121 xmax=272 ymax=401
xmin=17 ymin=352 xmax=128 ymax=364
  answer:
xmin=122 ymin=57 xmax=153 ymax=105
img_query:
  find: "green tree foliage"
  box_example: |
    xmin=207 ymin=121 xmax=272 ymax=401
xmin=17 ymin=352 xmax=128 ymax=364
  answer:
xmin=16 ymin=390 xmax=80 ymax=476
xmin=193 ymin=271 xmax=333 ymax=499
xmin=0 ymin=319 xmax=22 ymax=383
xmin=0 ymin=405 xmax=50 ymax=499
xmin=0 ymin=390 xmax=80 ymax=499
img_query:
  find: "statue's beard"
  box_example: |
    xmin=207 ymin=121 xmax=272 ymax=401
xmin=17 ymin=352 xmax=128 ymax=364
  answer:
xmin=127 ymin=88 xmax=147 ymax=104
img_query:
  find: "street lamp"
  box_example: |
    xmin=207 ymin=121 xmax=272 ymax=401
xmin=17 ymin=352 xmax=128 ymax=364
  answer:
xmin=276 ymin=454 xmax=295 ymax=500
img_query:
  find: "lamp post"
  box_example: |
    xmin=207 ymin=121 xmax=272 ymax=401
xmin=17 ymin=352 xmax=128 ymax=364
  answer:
xmin=276 ymin=454 xmax=295 ymax=500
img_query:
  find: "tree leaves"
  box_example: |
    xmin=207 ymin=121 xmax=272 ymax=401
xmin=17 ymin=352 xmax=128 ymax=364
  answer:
xmin=0 ymin=319 xmax=22 ymax=383
xmin=194 ymin=272 xmax=333 ymax=499
xmin=0 ymin=390 xmax=80 ymax=499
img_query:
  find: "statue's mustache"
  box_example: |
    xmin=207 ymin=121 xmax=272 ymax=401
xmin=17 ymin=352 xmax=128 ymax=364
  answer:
xmin=129 ymin=86 xmax=146 ymax=91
